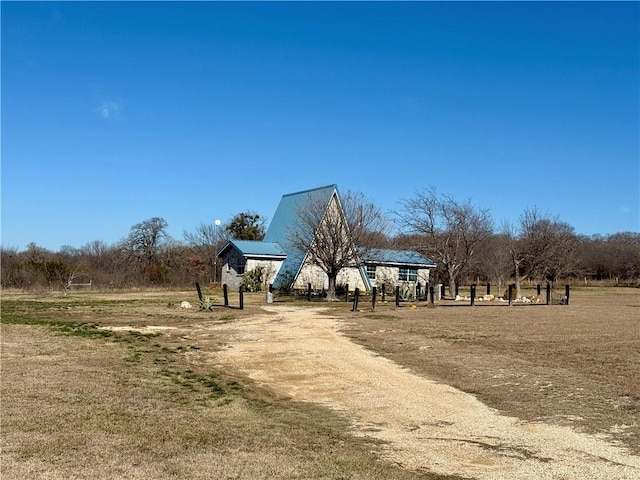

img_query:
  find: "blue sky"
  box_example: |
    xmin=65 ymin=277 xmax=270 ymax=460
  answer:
xmin=2 ymin=1 xmax=638 ymax=251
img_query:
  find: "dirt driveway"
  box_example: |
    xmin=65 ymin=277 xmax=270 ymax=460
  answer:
xmin=212 ymin=305 xmax=640 ymax=480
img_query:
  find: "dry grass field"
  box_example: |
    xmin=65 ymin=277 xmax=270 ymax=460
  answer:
xmin=344 ymin=287 xmax=640 ymax=456
xmin=1 ymin=286 xmax=638 ymax=479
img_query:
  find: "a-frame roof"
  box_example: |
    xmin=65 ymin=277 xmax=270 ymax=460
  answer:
xmin=264 ymin=184 xmax=338 ymax=287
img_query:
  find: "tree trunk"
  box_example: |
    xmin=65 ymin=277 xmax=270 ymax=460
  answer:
xmin=514 ymin=261 xmax=522 ymax=299
xmin=326 ymin=273 xmax=338 ymax=301
xmin=447 ymin=265 xmax=457 ymax=299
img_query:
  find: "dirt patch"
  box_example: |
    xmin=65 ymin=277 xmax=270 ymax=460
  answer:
xmin=212 ymin=303 xmax=640 ymax=479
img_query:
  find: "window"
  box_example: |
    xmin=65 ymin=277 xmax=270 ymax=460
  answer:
xmin=399 ymin=267 xmax=418 ymax=282
xmin=366 ymin=265 xmax=376 ymax=280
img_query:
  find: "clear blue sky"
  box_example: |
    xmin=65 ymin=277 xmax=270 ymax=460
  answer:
xmin=2 ymin=1 xmax=638 ymax=251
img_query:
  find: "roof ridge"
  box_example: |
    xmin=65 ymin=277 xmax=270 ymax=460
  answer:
xmin=281 ymin=184 xmax=337 ymax=198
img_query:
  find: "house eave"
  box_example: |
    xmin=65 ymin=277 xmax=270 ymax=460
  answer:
xmin=243 ymin=254 xmax=287 ymax=261
xmin=364 ymin=261 xmax=437 ymax=269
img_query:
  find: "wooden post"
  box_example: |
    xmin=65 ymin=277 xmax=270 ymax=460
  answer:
xmin=508 ymin=284 xmax=513 ymax=306
xmin=195 ymin=282 xmax=203 ymax=303
xmin=486 ymin=282 xmax=491 ymax=295
xmin=395 ymin=286 xmax=400 ymax=307
xmin=352 ymin=288 xmax=360 ymax=312
xmin=455 ymin=283 xmax=459 ymax=297
xmin=546 ymin=284 xmax=551 ymax=305
xmin=381 ymin=283 xmax=386 ymax=302
xmin=223 ymin=284 xmax=229 ymax=307
xmin=307 ymin=283 xmax=312 ymax=301
xmin=440 ymin=284 xmax=445 ymax=299
xmin=537 ymin=284 xmax=541 ymax=296
xmin=345 ymin=283 xmax=349 ymax=302
xmin=416 ymin=282 xmax=421 ymax=300
xmin=372 ymin=286 xmax=377 ymax=311
xmin=429 ymin=286 xmax=435 ymax=304
xmin=565 ymin=285 xmax=570 ymax=305
xmin=471 ymin=284 xmax=476 ymax=306
xmin=239 ymin=286 xmax=244 ymax=310
xmin=425 ymin=282 xmax=430 ymax=301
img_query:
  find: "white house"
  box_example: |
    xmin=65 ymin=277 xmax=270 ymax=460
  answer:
xmin=218 ymin=185 xmax=436 ymax=292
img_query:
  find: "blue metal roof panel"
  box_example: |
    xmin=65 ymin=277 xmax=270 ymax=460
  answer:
xmin=228 ymin=240 xmax=286 ymax=257
xmin=362 ymin=248 xmax=436 ymax=267
xmin=263 ymin=184 xmax=337 ymax=245
xmin=264 ymin=185 xmax=338 ymax=287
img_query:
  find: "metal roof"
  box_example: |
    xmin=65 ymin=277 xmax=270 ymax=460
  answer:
xmin=218 ymin=240 xmax=286 ymax=258
xmin=361 ymin=248 xmax=437 ymax=267
xmin=264 ymin=185 xmax=338 ymax=287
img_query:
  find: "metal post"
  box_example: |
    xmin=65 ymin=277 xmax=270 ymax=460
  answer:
xmin=471 ymin=284 xmax=476 ymax=306
xmin=352 ymin=288 xmax=360 ymax=312
xmin=195 ymin=282 xmax=203 ymax=303
xmin=565 ymin=285 xmax=570 ymax=305
xmin=239 ymin=286 xmax=244 ymax=310
xmin=546 ymin=284 xmax=551 ymax=305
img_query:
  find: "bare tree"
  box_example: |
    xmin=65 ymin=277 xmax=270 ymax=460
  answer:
xmin=477 ymin=232 xmax=513 ymax=294
xmin=519 ymin=208 xmax=579 ymax=286
xmin=289 ymin=189 xmax=389 ymax=301
xmin=503 ymin=208 xmax=580 ymax=298
xmin=184 ymin=222 xmax=227 ymax=282
xmin=398 ymin=187 xmax=493 ymax=297
xmin=123 ymin=217 xmax=171 ymax=284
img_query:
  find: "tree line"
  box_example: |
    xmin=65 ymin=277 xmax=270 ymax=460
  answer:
xmin=1 ymin=189 xmax=638 ymax=292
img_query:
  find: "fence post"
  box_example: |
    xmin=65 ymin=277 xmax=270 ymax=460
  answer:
xmin=195 ymin=282 xmax=203 ymax=303
xmin=546 ymin=284 xmax=551 ymax=305
xmin=537 ymin=284 xmax=541 ymax=296
xmin=307 ymin=283 xmax=312 ymax=302
xmin=372 ymin=286 xmax=377 ymax=311
xmin=508 ymin=284 xmax=513 ymax=306
xmin=239 ymin=286 xmax=244 ymax=310
xmin=352 ymin=288 xmax=360 ymax=312
xmin=416 ymin=282 xmax=421 ymax=300
xmin=381 ymin=283 xmax=386 ymax=302
xmin=455 ymin=283 xmax=459 ymax=297
xmin=565 ymin=285 xmax=570 ymax=305
xmin=395 ymin=286 xmax=400 ymax=307
xmin=345 ymin=283 xmax=349 ymax=302
xmin=486 ymin=282 xmax=491 ymax=295
xmin=440 ymin=284 xmax=445 ymax=299
xmin=425 ymin=282 xmax=430 ymax=301
xmin=223 ymin=284 xmax=229 ymax=307
xmin=471 ymin=284 xmax=476 ymax=306
xmin=430 ymin=286 xmax=435 ymax=304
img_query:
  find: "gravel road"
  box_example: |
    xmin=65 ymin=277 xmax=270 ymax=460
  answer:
xmin=213 ymin=305 xmax=640 ymax=479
